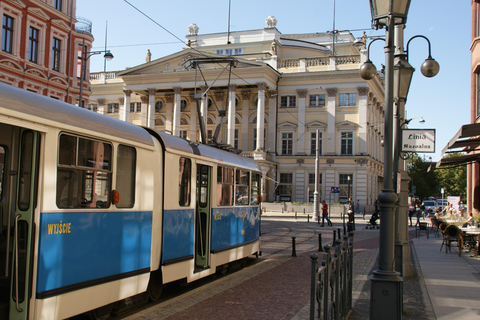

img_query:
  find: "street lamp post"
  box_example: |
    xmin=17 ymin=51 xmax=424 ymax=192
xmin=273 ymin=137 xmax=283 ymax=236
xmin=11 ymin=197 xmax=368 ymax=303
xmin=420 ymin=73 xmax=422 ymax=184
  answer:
xmin=78 ymin=38 xmax=114 ymax=107
xmin=359 ymin=1 xmax=411 ymax=318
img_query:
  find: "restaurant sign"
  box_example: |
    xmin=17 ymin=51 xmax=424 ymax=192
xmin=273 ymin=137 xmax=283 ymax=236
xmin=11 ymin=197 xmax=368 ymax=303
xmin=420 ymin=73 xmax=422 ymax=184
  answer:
xmin=402 ymin=129 xmax=435 ymax=153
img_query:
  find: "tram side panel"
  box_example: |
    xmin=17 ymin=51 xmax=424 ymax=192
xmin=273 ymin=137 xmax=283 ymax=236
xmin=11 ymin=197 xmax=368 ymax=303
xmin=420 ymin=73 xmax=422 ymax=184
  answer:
xmin=33 ymin=130 xmax=157 ymax=320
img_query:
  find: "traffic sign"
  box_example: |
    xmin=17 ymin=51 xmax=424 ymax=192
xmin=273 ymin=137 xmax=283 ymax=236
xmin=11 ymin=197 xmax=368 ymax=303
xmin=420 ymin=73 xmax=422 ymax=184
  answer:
xmin=331 ymin=187 xmax=340 ymax=193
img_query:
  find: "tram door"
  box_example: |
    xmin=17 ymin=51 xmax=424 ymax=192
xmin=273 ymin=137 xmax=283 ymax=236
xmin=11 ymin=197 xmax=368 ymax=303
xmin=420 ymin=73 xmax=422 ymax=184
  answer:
xmin=0 ymin=125 xmax=39 ymax=320
xmin=195 ymin=165 xmax=211 ymax=269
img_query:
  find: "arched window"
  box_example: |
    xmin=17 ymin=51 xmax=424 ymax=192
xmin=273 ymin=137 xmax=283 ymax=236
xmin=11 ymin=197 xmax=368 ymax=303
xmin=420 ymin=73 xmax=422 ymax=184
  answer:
xmin=180 ymin=99 xmax=188 ymax=111
xmin=155 ymin=100 xmax=163 ymax=113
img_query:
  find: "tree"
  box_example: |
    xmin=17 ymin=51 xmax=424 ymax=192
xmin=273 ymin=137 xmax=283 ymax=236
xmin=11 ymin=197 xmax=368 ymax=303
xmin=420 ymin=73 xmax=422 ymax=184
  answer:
xmin=407 ymin=154 xmax=438 ymax=201
xmin=435 ymin=152 xmax=467 ymax=201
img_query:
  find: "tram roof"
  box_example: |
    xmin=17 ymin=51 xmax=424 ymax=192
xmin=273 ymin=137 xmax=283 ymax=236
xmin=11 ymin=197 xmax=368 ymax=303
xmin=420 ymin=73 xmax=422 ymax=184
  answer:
xmin=0 ymin=82 xmax=153 ymax=147
xmin=149 ymin=129 xmax=261 ymax=172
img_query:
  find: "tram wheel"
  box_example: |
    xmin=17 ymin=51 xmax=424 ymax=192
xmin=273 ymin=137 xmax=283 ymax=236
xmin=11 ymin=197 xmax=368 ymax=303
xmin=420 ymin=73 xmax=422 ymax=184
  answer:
xmin=147 ymin=270 xmax=163 ymax=302
xmin=91 ymin=303 xmax=114 ymax=320
xmin=240 ymin=258 xmax=248 ymax=268
xmin=217 ymin=264 xmax=229 ymax=275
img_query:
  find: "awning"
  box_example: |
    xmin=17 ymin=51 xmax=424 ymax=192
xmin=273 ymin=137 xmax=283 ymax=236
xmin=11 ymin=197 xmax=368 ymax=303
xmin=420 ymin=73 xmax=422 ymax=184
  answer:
xmin=437 ymin=123 xmax=480 ymax=168
xmin=436 ymin=153 xmax=480 ymax=168
xmin=441 ymin=123 xmax=480 ymax=154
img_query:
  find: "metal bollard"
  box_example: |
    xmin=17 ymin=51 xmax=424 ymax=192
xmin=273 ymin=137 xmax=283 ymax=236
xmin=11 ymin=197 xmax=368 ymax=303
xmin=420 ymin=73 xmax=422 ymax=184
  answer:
xmin=344 ymin=225 xmax=347 ymax=235
xmin=295 ymin=212 xmax=297 ymax=219
xmin=307 ymin=214 xmax=310 ymax=223
xmin=333 ymin=230 xmax=337 ymax=245
xmin=292 ymin=237 xmax=297 ymax=257
xmin=338 ymin=228 xmax=342 ymax=240
xmin=318 ymin=233 xmax=323 ymax=252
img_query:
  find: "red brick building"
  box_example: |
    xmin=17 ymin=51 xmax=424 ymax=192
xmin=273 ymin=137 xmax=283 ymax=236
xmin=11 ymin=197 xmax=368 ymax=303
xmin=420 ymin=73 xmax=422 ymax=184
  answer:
xmin=0 ymin=0 xmax=93 ymax=104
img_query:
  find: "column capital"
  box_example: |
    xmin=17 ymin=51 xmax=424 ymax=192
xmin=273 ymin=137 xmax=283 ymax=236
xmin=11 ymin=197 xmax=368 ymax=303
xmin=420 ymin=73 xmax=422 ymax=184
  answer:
xmin=214 ymin=91 xmax=224 ymax=101
xmin=326 ymin=88 xmax=337 ymax=96
xmin=241 ymin=91 xmax=251 ymax=101
xmin=147 ymin=88 xmax=156 ymax=95
xmin=97 ymin=98 xmax=105 ymax=105
xmin=357 ymin=87 xmax=369 ymax=96
xmin=119 ymin=97 xmax=124 ymax=104
xmin=257 ymin=83 xmax=267 ymax=91
xmin=267 ymin=90 xmax=277 ymax=99
xmin=173 ymin=87 xmax=182 ymax=95
xmin=123 ymin=89 xmax=132 ymax=97
xmin=228 ymin=84 xmax=237 ymax=91
xmin=297 ymin=89 xmax=307 ymax=98
xmin=140 ymin=95 xmax=149 ymax=104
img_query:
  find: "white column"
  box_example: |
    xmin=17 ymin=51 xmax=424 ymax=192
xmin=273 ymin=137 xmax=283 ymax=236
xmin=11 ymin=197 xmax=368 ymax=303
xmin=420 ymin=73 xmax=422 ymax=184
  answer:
xmin=173 ymin=87 xmax=181 ymax=136
xmin=121 ymin=90 xmax=131 ymax=122
xmin=358 ymin=87 xmax=369 ymax=154
xmin=227 ymin=85 xmax=236 ymax=146
xmin=267 ymin=89 xmax=277 ymax=153
xmin=256 ymin=83 xmax=266 ymax=150
xmin=297 ymin=89 xmax=307 ymax=154
xmin=165 ymin=95 xmax=173 ymax=134
xmin=97 ymin=99 xmax=105 ymax=115
xmin=148 ymin=88 xmax=155 ymax=128
xmin=326 ymin=88 xmax=337 ymax=155
xmin=189 ymin=95 xmax=197 ymax=140
xmin=140 ymin=95 xmax=148 ymax=127
xmin=200 ymin=86 xmax=208 ymax=143
xmin=241 ymin=91 xmax=250 ymax=151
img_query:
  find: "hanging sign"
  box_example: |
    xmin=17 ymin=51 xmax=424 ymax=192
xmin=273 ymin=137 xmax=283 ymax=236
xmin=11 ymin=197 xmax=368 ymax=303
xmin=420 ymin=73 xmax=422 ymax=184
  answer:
xmin=402 ymin=129 xmax=435 ymax=153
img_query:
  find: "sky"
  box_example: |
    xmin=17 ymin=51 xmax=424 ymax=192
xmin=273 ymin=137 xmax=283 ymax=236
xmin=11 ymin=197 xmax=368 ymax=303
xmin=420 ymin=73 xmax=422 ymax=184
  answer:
xmin=76 ymin=0 xmax=472 ymax=162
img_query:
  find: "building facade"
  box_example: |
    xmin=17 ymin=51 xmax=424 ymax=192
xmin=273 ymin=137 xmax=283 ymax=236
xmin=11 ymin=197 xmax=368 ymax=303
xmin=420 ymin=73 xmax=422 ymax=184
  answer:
xmin=0 ymin=0 xmax=94 ymax=104
xmin=89 ymin=17 xmax=386 ymax=207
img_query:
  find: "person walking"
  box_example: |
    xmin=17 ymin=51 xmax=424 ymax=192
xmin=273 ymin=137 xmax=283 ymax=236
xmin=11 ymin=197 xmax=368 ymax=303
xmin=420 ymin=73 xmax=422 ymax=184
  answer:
xmin=321 ymin=200 xmax=332 ymax=227
xmin=415 ymin=203 xmax=422 ymax=226
xmin=408 ymin=201 xmax=415 ymax=226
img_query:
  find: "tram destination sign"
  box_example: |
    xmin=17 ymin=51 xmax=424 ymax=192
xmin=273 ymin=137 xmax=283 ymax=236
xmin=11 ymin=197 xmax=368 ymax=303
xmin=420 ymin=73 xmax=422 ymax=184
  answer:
xmin=402 ymin=129 xmax=435 ymax=153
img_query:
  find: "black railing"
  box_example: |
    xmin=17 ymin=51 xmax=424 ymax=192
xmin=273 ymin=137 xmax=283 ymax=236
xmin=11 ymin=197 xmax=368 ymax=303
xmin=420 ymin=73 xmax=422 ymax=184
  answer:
xmin=310 ymin=231 xmax=354 ymax=320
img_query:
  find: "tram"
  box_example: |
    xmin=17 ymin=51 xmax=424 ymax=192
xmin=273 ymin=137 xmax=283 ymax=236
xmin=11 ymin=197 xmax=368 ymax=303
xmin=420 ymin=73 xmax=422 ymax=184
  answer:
xmin=0 ymin=82 xmax=261 ymax=320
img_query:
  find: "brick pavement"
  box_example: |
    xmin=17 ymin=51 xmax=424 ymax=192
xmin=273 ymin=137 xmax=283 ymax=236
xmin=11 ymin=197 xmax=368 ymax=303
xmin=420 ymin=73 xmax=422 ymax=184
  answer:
xmin=119 ymin=217 xmax=431 ymax=320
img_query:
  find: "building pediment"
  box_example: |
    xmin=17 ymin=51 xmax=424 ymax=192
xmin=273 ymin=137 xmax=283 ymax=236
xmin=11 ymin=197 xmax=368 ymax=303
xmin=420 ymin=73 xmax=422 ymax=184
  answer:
xmin=278 ymin=121 xmax=296 ymax=128
xmin=27 ymin=7 xmax=50 ymax=21
xmin=306 ymin=120 xmax=327 ymax=128
xmin=118 ymin=49 xmax=268 ymax=77
xmin=336 ymin=120 xmax=359 ymax=128
xmin=6 ymin=0 xmax=26 ymax=8
xmin=25 ymin=68 xmax=47 ymax=79
xmin=51 ymin=19 xmax=71 ymax=31
xmin=0 ymin=59 xmax=22 ymax=71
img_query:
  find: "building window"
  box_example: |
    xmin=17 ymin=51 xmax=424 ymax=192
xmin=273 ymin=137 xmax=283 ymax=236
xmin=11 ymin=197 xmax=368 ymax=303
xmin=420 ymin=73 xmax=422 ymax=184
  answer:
xmin=225 ymin=49 xmax=233 ymax=56
xmin=87 ymin=104 xmax=98 ymax=112
xmin=179 ymin=130 xmax=188 ymax=139
xmin=51 ymin=37 xmax=61 ymax=71
xmin=235 ymin=169 xmax=249 ymax=205
xmin=278 ymin=173 xmax=293 ymax=201
xmin=28 ymin=27 xmax=39 ymax=63
xmin=180 ymin=99 xmax=187 ymax=111
xmin=280 ymin=95 xmax=296 ymax=108
xmin=216 ymin=50 xmax=224 ymax=55
xmin=234 ymin=48 xmax=243 ymax=55
xmin=339 ymin=174 xmax=353 ymax=200
xmin=116 ymin=145 xmax=136 ymax=208
xmin=107 ymin=103 xmax=119 ymax=114
xmin=310 ymin=131 xmax=322 ymax=155
xmin=309 ymin=94 xmax=325 ymax=107
xmin=155 ymin=100 xmax=163 ymax=112
xmin=281 ymin=132 xmax=293 ymax=155
xmin=2 ymin=15 xmax=14 ymax=54
xmin=308 ymin=173 xmax=322 ymax=202
xmin=234 ymin=129 xmax=239 ymax=149
xmin=130 ymin=102 xmax=141 ymax=113
xmin=341 ymin=131 xmax=353 ymax=155
xmin=54 ymin=0 xmax=62 ymax=11
xmin=339 ymin=93 xmax=356 ymax=106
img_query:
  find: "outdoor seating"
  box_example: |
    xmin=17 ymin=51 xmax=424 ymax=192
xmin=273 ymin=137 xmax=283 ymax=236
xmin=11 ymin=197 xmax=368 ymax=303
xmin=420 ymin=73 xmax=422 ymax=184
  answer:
xmin=443 ymin=225 xmax=464 ymax=256
xmin=416 ymin=222 xmax=429 ymax=239
xmin=439 ymin=223 xmax=449 ymax=251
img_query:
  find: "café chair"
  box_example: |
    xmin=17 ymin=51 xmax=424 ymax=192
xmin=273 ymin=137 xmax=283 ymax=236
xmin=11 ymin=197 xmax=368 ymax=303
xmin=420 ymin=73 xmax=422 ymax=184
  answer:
xmin=444 ymin=225 xmax=464 ymax=257
xmin=416 ymin=222 xmax=429 ymax=239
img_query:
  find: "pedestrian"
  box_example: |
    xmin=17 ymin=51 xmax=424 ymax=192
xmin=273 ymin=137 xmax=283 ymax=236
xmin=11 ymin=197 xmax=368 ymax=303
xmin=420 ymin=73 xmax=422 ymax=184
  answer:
xmin=321 ymin=200 xmax=332 ymax=227
xmin=420 ymin=201 xmax=426 ymax=219
xmin=348 ymin=198 xmax=355 ymax=223
xmin=356 ymin=199 xmax=360 ymax=214
xmin=408 ymin=201 xmax=414 ymax=226
xmin=415 ymin=203 xmax=421 ymax=226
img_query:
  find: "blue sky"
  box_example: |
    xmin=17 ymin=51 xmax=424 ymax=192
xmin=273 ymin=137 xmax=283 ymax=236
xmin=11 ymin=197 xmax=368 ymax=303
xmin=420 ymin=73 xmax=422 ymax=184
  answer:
xmin=77 ymin=1 xmax=472 ymax=162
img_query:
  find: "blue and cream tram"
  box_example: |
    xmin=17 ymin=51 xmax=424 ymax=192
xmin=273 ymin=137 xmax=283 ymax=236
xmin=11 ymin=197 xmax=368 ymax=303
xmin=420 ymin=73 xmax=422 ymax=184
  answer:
xmin=0 ymin=83 xmax=261 ymax=320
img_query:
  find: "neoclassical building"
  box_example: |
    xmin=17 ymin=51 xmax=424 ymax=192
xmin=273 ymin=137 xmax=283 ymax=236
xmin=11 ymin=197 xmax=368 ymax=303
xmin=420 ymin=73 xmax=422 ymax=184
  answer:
xmin=0 ymin=0 xmax=95 ymax=104
xmin=89 ymin=17 xmax=386 ymax=206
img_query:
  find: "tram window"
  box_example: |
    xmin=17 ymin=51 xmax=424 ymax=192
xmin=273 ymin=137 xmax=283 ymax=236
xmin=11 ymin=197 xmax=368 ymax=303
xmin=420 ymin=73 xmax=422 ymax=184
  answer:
xmin=251 ymin=173 xmax=260 ymax=205
xmin=179 ymin=157 xmax=191 ymax=206
xmin=116 ymin=145 xmax=136 ymax=208
xmin=18 ymin=131 xmax=34 ymax=211
xmin=235 ymin=170 xmax=249 ymax=205
xmin=0 ymin=146 xmax=5 ymax=200
xmin=57 ymin=134 xmax=112 ymax=209
xmin=217 ymin=166 xmax=234 ymax=206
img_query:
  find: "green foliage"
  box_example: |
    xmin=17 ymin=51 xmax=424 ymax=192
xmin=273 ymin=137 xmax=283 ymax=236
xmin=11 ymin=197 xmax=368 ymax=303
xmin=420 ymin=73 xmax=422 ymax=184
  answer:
xmin=407 ymin=152 xmax=467 ymax=201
